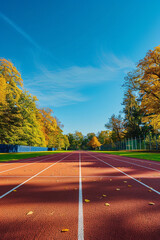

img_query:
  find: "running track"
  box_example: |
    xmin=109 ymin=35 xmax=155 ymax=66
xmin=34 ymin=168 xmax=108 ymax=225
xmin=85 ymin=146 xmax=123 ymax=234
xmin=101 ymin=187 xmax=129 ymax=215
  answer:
xmin=0 ymin=151 xmax=160 ymax=240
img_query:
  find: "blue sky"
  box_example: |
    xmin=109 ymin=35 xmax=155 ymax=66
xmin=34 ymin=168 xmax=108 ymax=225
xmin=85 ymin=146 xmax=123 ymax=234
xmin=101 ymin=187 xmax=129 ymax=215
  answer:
xmin=1 ymin=0 xmax=160 ymax=135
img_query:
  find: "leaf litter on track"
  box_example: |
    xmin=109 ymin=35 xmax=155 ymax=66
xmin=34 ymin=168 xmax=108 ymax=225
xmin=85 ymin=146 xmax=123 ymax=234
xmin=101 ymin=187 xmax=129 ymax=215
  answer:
xmin=26 ymin=211 xmax=33 ymax=215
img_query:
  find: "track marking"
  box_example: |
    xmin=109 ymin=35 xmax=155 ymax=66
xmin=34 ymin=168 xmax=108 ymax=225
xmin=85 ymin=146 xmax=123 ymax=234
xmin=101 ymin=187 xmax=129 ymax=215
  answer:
xmin=89 ymin=154 xmax=160 ymax=195
xmin=99 ymin=153 xmax=160 ymax=166
xmin=1 ymin=175 xmax=160 ymax=178
xmin=0 ymin=153 xmax=65 ymax=174
xmin=99 ymin=154 xmax=160 ymax=173
xmin=0 ymin=154 xmax=72 ymax=199
xmin=78 ymin=153 xmax=84 ymax=240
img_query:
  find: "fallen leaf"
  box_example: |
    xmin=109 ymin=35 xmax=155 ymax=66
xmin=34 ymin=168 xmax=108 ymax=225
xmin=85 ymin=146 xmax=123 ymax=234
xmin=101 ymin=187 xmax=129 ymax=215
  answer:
xmin=116 ymin=188 xmax=120 ymax=191
xmin=13 ymin=190 xmax=17 ymax=192
xmin=50 ymin=211 xmax=55 ymax=215
xmin=123 ymin=181 xmax=127 ymax=183
xmin=85 ymin=199 xmax=90 ymax=203
xmin=61 ymin=229 xmax=69 ymax=232
xmin=102 ymin=194 xmax=107 ymax=197
xmin=104 ymin=203 xmax=110 ymax=206
xmin=148 ymin=202 xmax=155 ymax=205
xmin=148 ymin=190 xmax=152 ymax=192
xmin=27 ymin=211 xmax=33 ymax=215
xmin=128 ymin=185 xmax=132 ymax=187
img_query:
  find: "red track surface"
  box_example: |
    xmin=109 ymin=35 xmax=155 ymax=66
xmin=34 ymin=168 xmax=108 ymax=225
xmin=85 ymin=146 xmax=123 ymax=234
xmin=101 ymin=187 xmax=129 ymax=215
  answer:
xmin=0 ymin=151 xmax=160 ymax=240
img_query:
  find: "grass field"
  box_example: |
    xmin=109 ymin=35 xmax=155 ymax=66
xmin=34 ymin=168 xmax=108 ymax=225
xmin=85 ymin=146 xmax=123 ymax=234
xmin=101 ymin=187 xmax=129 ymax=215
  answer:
xmin=0 ymin=151 xmax=71 ymax=163
xmin=93 ymin=151 xmax=160 ymax=162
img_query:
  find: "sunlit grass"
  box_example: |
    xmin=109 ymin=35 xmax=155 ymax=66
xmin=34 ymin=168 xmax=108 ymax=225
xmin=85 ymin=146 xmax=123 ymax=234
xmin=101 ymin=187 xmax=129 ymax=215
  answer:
xmin=0 ymin=151 xmax=72 ymax=163
xmin=93 ymin=150 xmax=160 ymax=162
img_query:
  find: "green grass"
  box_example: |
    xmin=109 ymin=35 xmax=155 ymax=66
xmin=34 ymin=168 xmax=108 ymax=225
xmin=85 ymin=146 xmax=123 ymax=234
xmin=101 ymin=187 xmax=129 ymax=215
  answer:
xmin=0 ymin=151 xmax=72 ymax=163
xmin=93 ymin=150 xmax=160 ymax=162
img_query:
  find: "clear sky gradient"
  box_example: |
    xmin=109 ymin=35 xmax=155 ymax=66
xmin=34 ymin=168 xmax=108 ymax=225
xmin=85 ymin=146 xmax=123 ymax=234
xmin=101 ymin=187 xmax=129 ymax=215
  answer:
xmin=1 ymin=0 xmax=160 ymax=135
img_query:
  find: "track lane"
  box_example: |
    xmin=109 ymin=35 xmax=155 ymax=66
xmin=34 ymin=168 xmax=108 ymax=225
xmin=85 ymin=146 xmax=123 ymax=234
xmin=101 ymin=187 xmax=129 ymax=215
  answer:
xmin=82 ymin=152 xmax=160 ymax=240
xmin=98 ymin=152 xmax=160 ymax=167
xmin=0 ymin=153 xmax=65 ymax=173
xmin=0 ymin=153 xmax=69 ymax=196
xmin=92 ymin=153 xmax=160 ymax=193
xmin=0 ymin=152 xmax=80 ymax=240
xmin=1 ymin=151 xmax=160 ymax=240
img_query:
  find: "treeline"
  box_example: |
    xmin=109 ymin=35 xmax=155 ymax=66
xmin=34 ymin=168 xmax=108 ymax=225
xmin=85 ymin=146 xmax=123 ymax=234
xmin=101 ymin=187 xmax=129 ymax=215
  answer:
xmin=67 ymin=45 xmax=160 ymax=150
xmin=0 ymin=59 xmax=70 ymax=150
xmin=104 ymin=45 xmax=160 ymax=145
xmin=1 ymin=45 xmax=159 ymax=151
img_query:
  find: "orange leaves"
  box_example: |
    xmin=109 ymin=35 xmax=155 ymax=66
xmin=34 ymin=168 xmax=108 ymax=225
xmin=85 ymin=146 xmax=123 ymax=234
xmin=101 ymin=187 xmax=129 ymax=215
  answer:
xmin=61 ymin=229 xmax=69 ymax=232
xmin=88 ymin=136 xmax=101 ymax=149
xmin=104 ymin=203 xmax=110 ymax=206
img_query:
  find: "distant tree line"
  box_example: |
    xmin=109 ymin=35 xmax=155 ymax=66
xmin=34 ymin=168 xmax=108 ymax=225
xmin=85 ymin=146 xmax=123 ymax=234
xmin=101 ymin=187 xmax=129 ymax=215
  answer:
xmin=0 ymin=59 xmax=70 ymax=150
xmin=67 ymin=45 xmax=160 ymax=150
xmin=1 ymin=45 xmax=160 ymax=151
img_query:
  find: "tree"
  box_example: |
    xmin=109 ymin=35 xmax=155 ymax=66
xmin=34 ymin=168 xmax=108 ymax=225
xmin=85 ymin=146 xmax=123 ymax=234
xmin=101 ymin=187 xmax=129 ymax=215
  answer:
xmin=38 ymin=108 xmax=57 ymax=146
xmin=67 ymin=131 xmax=83 ymax=150
xmin=88 ymin=136 xmax=101 ymax=150
xmin=63 ymin=135 xmax=70 ymax=150
xmin=86 ymin=133 xmax=96 ymax=141
xmin=122 ymin=89 xmax=151 ymax=138
xmin=105 ymin=114 xmax=124 ymax=142
xmin=0 ymin=59 xmax=24 ymax=144
xmin=97 ymin=130 xmax=110 ymax=144
xmin=0 ymin=59 xmax=60 ymax=147
xmin=48 ymin=127 xmax=65 ymax=150
xmin=124 ymin=46 xmax=160 ymax=130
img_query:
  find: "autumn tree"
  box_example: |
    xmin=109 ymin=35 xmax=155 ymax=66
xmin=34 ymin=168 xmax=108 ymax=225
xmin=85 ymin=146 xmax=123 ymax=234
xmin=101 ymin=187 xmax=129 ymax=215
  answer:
xmin=38 ymin=108 xmax=57 ymax=146
xmin=63 ymin=135 xmax=70 ymax=150
xmin=48 ymin=127 xmax=65 ymax=150
xmin=105 ymin=114 xmax=124 ymax=142
xmin=88 ymin=136 xmax=101 ymax=150
xmin=124 ymin=46 xmax=160 ymax=131
xmin=0 ymin=59 xmax=24 ymax=144
xmin=97 ymin=130 xmax=110 ymax=145
xmin=0 ymin=58 xmax=62 ymax=147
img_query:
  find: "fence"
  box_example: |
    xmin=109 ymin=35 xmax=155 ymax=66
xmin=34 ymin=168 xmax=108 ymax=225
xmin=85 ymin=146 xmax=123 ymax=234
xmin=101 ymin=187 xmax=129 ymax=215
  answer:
xmin=0 ymin=144 xmax=54 ymax=153
xmin=101 ymin=135 xmax=160 ymax=151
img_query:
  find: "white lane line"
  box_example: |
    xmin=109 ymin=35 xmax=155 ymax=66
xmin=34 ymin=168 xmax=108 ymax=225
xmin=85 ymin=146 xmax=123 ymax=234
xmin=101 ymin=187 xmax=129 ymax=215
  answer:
xmin=0 ymin=153 xmax=65 ymax=174
xmin=78 ymin=153 xmax=84 ymax=240
xmin=0 ymin=154 xmax=72 ymax=199
xmin=89 ymin=154 xmax=160 ymax=195
xmin=0 ymin=154 xmax=57 ymax=167
xmin=99 ymin=154 xmax=160 ymax=173
xmin=1 ymin=175 xmax=160 ymax=178
xmin=100 ymin=153 xmax=160 ymax=166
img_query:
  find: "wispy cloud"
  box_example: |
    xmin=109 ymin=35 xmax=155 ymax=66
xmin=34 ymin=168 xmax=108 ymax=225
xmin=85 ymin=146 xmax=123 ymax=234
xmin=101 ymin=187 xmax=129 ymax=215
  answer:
xmin=25 ymin=55 xmax=135 ymax=107
xmin=0 ymin=11 xmax=40 ymax=49
xmin=0 ymin=11 xmax=55 ymax=60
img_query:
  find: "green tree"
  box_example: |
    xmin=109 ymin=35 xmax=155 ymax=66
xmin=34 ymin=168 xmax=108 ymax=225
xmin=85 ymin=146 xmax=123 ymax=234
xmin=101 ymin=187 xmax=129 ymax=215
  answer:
xmin=105 ymin=114 xmax=124 ymax=142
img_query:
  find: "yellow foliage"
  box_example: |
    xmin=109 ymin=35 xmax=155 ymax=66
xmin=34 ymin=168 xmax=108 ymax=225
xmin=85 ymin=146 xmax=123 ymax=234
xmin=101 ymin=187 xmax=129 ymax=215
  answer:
xmin=88 ymin=136 xmax=101 ymax=149
xmin=0 ymin=76 xmax=6 ymax=104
